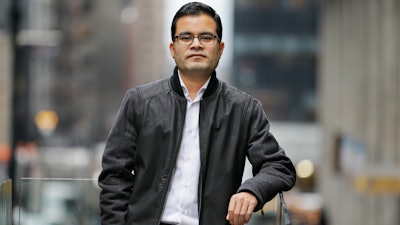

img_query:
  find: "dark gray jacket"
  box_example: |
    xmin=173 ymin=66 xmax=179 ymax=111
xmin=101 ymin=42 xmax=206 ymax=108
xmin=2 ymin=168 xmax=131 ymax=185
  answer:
xmin=98 ymin=67 xmax=296 ymax=225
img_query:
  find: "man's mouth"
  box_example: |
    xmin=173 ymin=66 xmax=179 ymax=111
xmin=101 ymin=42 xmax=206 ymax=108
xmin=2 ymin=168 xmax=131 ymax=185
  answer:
xmin=187 ymin=54 xmax=206 ymax=59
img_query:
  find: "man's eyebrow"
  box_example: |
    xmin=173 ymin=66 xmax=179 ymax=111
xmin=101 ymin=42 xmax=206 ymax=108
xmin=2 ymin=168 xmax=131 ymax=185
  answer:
xmin=177 ymin=31 xmax=215 ymax=36
xmin=177 ymin=31 xmax=193 ymax=36
xmin=199 ymin=32 xmax=215 ymax=36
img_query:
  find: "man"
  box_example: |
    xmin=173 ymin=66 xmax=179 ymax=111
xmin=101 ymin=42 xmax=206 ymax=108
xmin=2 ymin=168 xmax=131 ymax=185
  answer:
xmin=98 ymin=2 xmax=296 ymax=225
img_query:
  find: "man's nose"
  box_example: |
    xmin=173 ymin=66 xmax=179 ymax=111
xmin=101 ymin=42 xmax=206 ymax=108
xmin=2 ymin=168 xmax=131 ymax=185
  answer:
xmin=190 ymin=37 xmax=203 ymax=47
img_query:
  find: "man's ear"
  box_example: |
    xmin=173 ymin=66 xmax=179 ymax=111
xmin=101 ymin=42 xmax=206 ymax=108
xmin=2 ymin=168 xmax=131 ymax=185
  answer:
xmin=169 ymin=42 xmax=175 ymax=58
xmin=219 ymin=41 xmax=225 ymax=58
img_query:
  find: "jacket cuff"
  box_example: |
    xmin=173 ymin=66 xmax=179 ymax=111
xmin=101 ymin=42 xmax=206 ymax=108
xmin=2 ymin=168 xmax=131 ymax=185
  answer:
xmin=236 ymin=188 xmax=265 ymax=212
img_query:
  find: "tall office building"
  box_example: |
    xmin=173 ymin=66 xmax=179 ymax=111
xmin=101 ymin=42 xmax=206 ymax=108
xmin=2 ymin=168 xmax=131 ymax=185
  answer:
xmin=233 ymin=0 xmax=319 ymax=122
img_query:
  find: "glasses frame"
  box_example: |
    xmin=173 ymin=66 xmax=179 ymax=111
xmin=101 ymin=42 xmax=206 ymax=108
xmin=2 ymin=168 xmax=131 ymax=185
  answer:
xmin=174 ymin=33 xmax=220 ymax=46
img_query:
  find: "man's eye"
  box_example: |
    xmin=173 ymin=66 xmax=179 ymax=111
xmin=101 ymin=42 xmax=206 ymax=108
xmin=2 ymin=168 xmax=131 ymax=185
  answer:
xmin=201 ymin=35 xmax=213 ymax=41
xmin=180 ymin=36 xmax=192 ymax=41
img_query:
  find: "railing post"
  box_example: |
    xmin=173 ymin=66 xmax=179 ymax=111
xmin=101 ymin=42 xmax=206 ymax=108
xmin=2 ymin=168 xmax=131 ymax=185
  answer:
xmin=277 ymin=192 xmax=291 ymax=225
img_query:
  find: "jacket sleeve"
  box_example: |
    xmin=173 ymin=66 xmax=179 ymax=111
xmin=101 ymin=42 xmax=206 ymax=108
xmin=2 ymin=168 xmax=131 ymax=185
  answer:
xmin=98 ymin=90 xmax=140 ymax=225
xmin=237 ymin=99 xmax=296 ymax=210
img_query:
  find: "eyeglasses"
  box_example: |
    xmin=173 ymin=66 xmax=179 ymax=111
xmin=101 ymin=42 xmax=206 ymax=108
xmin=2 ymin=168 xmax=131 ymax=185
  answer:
xmin=174 ymin=34 xmax=220 ymax=45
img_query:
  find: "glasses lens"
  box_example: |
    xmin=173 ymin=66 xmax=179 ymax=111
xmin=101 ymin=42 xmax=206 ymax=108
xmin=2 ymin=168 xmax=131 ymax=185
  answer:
xmin=176 ymin=34 xmax=217 ymax=45
xmin=199 ymin=34 xmax=215 ymax=45
xmin=177 ymin=35 xmax=193 ymax=45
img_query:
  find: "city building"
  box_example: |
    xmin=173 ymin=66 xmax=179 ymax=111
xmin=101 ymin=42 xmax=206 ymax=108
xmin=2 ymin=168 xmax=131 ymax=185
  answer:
xmin=319 ymin=0 xmax=400 ymax=224
xmin=0 ymin=0 xmax=12 ymax=181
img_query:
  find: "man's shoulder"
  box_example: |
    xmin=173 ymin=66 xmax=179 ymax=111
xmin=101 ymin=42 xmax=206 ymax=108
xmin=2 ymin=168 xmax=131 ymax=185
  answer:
xmin=220 ymin=81 xmax=256 ymax=103
xmin=126 ymin=77 xmax=170 ymax=99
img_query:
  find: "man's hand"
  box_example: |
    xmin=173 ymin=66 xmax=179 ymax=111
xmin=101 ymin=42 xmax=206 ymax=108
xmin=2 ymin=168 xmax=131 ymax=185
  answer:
xmin=226 ymin=192 xmax=258 ymax=225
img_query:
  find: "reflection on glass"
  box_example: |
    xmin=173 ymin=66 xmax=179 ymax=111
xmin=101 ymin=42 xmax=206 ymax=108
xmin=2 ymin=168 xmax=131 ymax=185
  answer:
xmin=17 ymin=178 xmax=100 ymax=225
xmin=0 ymin=179 xmax=12 ymax=225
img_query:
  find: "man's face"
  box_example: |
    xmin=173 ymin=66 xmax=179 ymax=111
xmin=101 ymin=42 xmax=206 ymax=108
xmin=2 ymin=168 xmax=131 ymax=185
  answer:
xmin=170 ymin=14 xmax=224 ymax=77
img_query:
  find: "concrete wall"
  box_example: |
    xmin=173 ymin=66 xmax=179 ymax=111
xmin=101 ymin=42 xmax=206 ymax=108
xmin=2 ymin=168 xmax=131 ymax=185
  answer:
xmin=318 ymin=0 xmax=400 ymax=224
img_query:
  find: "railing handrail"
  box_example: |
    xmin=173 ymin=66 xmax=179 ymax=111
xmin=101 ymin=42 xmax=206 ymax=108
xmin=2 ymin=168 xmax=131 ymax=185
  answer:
xmin=19 ymin=177 xmax=95 ymax=181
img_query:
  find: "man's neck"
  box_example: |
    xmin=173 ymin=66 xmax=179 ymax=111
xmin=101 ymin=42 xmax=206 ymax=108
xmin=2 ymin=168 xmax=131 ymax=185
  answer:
xmin=179 ymin=71 xmax=211 ymax=100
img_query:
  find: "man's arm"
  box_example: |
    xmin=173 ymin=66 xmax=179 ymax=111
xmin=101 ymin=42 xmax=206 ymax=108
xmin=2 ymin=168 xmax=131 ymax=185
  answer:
xmin=98 ymin=90 xmax=139 ymax=225
xmin=226 ymin=99 xmax=296 ymax=225
xmin=239 ymin=99 xmax=296 ymax=210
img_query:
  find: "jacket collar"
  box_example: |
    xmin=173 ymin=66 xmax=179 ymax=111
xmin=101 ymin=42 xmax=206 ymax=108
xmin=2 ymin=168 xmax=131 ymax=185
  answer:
xmin=170 ymin=66 xmax=219 ymax=99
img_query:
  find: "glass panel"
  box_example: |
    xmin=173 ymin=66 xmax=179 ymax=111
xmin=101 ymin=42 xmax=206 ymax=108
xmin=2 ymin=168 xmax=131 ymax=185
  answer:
xmin=17 ymin=178 xmax=100 ymax=225
xmin=0 ymin=179 xmax=12 ymax=225
xmin=248 ymin=194 xmax=280 ymax=225
xmin=16 ymin=178 xmax=289 ymax=225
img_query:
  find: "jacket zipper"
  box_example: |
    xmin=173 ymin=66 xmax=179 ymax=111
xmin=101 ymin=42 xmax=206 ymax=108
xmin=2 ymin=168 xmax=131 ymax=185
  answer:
xmin=156 ymin=100 xmax=187 ymax=225
xmin=197 ymin=99 xmax=206 ymax=224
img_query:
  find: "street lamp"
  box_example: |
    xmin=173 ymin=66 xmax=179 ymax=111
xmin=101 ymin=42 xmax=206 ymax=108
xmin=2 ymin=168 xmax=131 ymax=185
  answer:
xmin=34 ymin=110 xmax=59 ymax=137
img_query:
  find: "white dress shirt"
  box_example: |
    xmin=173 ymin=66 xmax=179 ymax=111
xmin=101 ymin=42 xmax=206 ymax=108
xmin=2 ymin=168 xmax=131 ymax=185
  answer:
xmin=160 ymin=73 xmax=210 ymax=225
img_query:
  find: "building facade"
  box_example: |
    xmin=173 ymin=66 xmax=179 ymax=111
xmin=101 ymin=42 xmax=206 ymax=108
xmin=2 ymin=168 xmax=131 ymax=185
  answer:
xmin=318 ymin=0 xmax=400 ymax=224
xmin=126 ymin=0 xmax=165 ymax=86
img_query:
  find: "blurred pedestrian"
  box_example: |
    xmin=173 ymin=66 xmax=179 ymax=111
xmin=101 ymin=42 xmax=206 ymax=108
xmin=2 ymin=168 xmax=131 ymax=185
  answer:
xmin=98 ymin=2 xmax=296 ymax=225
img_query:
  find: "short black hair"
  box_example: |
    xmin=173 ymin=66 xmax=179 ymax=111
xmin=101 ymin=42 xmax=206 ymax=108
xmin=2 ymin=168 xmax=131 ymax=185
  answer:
xmin=171 ymin=2 xmax=223 ymax=41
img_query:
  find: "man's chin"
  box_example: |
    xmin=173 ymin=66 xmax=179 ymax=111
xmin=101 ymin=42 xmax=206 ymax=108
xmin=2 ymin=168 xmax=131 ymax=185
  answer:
xmin=185 ymin=64 xmax=210 ymax=73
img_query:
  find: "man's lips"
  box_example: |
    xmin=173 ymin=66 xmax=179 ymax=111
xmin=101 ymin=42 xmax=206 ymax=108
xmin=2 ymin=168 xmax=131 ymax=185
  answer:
xmin=187 ymin=53 xmax=206 ymax=59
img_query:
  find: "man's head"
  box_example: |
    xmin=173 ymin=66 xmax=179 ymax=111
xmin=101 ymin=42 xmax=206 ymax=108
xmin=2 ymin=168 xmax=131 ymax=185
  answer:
xmin=171 ymin=2 xmax=223 ymax=41
xmin=169 ymin=2 xmax=225 ymax=78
